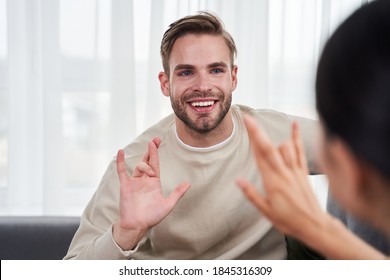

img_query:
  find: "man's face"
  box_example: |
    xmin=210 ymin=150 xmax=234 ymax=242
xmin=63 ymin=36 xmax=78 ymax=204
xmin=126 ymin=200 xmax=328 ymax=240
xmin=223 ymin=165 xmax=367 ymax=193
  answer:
xmin=159 ymin=34 xmax=237 ymax=134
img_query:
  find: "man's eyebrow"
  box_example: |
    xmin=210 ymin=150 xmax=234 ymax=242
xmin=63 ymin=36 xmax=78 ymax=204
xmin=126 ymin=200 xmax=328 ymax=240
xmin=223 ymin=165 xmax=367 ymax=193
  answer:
xmin=173 ymin=64 xmax=195 ymax=72
xmin=173 ymin=62 xmax=229 ymax=72
xmin=208 ymin=62 xmax=228 ymax=68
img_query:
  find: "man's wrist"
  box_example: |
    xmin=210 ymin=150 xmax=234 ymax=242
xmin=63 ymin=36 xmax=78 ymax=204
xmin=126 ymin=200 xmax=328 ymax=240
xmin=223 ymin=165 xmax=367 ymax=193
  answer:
xmin=112 ymin=222 xmax=147 ymax=251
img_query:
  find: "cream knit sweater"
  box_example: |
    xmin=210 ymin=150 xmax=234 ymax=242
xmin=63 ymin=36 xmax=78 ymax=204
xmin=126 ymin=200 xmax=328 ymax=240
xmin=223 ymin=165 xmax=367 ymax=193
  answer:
xmin=64 ymin=105 xmax=317 ymax=260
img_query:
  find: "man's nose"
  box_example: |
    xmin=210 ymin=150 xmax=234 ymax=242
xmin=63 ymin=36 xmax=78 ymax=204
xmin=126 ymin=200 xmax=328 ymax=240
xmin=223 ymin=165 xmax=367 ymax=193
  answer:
xmin=192 ymin=72 xmax=212 ymax=92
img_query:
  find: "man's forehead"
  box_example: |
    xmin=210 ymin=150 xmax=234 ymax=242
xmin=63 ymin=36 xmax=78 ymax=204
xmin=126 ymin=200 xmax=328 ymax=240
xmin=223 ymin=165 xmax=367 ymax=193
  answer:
xmin=169 ymin=34 xmax=231 ymax=70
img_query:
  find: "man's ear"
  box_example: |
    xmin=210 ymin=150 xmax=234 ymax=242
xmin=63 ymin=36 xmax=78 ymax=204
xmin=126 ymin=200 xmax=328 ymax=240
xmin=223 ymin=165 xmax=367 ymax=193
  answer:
xmin=231 ymin=65 xmax=238 ymax=91
xmin=158 ymin=71 xmax=170 ymax=97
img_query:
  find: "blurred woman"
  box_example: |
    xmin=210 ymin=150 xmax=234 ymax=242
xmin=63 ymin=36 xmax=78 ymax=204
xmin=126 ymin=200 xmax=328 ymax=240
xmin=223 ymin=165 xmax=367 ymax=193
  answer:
xmin=237 ymin=0 xmax=390 ymax=259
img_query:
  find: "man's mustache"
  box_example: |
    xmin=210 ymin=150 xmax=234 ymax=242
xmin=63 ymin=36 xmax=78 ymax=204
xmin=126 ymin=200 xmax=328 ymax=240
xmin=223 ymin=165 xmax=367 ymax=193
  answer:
xmin=183 ymin=91 xmax=220 ymax=102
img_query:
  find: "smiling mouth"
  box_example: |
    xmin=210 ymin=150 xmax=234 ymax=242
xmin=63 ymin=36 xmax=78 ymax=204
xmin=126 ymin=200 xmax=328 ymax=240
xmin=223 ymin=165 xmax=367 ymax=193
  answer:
xmin=190 ymin=100 xmax=215 ymax=107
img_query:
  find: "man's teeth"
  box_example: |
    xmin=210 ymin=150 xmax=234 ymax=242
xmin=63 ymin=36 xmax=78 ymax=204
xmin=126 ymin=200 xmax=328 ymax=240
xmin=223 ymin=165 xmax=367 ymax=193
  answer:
xmin=191 ymin=101 xmax=215 ymax=107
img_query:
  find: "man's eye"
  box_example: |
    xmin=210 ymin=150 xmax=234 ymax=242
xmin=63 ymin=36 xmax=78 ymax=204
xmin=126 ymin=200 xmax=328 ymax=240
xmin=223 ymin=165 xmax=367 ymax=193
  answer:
xmin=211 ymin=68 xmax=224 ymax=74
xmin=179 ymin=70 xmax=192 ymax=76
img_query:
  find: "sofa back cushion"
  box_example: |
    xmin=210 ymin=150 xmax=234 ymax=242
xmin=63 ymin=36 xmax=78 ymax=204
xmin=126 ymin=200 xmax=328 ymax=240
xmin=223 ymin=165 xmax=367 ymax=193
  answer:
xmin=0 ymin=216 xmax=80 ymax=260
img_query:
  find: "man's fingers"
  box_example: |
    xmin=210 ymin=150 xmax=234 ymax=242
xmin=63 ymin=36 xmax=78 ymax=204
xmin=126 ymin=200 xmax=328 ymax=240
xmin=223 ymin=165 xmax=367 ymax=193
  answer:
xmin=141 ymin=137 xmax=161 ymax=175
xmin=148 ymin=138 xmax=161 ymax=177
xmin=166 ymin=182 xmax=191 ymax=209
xmin=236 ymin=178 xmax=270 ymax=215
xmin=141 ymin=137 xmax=159 ymax=163
xmin=152 ymin=137 xmax=161 ymax=148
xmin=142 ymin=146 xmax=150 ymax=163
xmin=116 ymin=149 xmax=130 ymax=184
xmin=133 ymin=162 xmax=156 ymax=177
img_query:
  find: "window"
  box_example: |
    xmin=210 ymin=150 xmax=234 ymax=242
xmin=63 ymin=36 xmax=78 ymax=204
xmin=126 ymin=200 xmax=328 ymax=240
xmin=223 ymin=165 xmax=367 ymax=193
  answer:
xmin=1 ymin=0 xmax=370 ymax=215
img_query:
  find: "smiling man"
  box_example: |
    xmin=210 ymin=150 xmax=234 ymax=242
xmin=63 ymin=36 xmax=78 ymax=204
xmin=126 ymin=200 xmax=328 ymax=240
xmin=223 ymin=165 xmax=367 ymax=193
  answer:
xmin=64 ymin=11 xmax=317 ymax=260
xmin=159 ymin=33 xmax=236 ymax=146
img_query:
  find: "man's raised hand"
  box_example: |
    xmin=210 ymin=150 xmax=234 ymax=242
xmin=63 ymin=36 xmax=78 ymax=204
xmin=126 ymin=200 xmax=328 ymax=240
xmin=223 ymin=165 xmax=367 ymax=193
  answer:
xmin=113 ymin=137 xmax=190 ymax=250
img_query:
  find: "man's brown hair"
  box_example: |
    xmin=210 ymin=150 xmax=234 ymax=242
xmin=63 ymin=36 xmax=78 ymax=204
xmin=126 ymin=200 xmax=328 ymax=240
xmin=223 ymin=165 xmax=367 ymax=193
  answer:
xmin=160 ymin=11 xmax=237 ymax=76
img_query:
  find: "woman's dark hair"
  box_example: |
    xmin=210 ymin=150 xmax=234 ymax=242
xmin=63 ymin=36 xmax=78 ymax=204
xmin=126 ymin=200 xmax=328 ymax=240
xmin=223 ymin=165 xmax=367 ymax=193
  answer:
xmin=316 ymin=0 xmax=390 ymax=179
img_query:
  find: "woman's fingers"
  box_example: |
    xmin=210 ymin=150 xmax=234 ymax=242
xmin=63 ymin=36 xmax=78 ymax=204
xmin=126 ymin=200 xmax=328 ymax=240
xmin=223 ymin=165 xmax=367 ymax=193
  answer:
xmin=278 ymin=142 xmax=296 ymax=169
xmin=243 ymin=115 xmax=287 ymax=175
xmin=292 ymin=122 xmax=309 ymax=173
xmin=237 ymin=178 xmax=270 ymax=215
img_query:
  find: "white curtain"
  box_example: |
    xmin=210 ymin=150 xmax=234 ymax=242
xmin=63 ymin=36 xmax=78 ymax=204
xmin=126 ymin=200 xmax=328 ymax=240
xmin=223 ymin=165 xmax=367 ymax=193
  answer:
xmin=0 ymin=0 xmax=371 ymax=216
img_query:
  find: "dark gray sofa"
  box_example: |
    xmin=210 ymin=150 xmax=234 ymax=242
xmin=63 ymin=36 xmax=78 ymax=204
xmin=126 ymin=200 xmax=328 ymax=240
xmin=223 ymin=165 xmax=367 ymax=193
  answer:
xmin=0 ymin=216 xmax=79 ymax=260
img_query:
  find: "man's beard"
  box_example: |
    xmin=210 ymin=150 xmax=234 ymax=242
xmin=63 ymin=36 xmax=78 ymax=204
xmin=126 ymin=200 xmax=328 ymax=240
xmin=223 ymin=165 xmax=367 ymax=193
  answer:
xmin=170 ymin=91 xmax=232 ymax=134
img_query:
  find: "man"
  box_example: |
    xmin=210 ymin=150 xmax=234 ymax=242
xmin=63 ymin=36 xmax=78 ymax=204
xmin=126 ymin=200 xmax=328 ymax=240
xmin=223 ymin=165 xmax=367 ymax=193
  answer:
xmin=64 ymin=11 xmax=317 ymax=260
